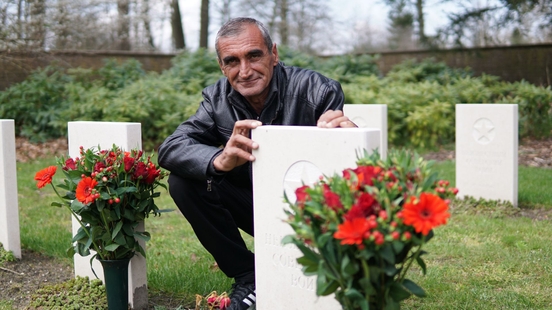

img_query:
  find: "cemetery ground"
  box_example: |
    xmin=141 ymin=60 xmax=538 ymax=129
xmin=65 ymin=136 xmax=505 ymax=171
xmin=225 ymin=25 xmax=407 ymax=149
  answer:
xmin=1 ymin=137 xmax=552 ymax=309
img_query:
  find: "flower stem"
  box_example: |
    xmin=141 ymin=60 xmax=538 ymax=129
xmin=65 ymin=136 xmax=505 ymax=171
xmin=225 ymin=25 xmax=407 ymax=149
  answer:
xmin=398 ymin=236 xmax=426 ymax=282
xmin=50 ymin=183 xmax=105 ymax=260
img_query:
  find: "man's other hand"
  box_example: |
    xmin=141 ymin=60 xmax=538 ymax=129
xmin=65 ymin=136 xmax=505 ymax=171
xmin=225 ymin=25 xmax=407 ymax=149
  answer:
xmin=213 ymin=120 xmax=262 ymax=172
xmin=317 ymin=110 xmax=358 ymax=128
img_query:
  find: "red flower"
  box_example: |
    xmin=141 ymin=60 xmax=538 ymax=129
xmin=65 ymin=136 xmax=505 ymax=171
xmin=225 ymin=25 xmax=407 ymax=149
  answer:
xmin=143 ymin=163 xmax=160 ymax=184
xmin=35 ymin=166 xmax=57 ymax=189
xmin=323 ymin=187 xmax=343 ymax=211
xmin=94 ymin=162 xmax=106 ymax=173
xmin=219 ymin=296 xmax=231 ymax=309
xmin=132 ymin=162 xmax=148 ymax=180
xmin=123 ymin=156 xmax=135 ymax=172
xmin=352 ymin=165 xmax=382 ymax=189
xmin=333 ymin=217 xmax=370 ymax=246
xmin=63 ymin=158 xmax=76 ymax=171
xmin=344 ymin=192 xmax=379 ymax=221
xmin=76 ymin=177 xmax=98 ymax=204
xmin=402 ymin=193 xmax=450 ymax=236
xmin=343 ymin=205 xmax=365 ymax=221
xmin=295 ymin=185 xmax=310 ymax=208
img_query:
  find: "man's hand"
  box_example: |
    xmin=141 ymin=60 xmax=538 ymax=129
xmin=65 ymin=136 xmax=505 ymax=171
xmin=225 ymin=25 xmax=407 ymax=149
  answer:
xmin=213 ymin=120 xmax=262 ymax=172
xmin=317 ymin=110 xmax=358 ymax=128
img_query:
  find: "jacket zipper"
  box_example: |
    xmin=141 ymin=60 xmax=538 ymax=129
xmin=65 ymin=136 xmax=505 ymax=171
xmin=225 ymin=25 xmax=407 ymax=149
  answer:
xmin=207 ymin=178 xmax=212 ymax=192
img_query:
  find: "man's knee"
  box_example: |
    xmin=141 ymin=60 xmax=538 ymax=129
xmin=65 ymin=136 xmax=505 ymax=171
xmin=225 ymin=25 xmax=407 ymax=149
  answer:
xmin=167 ymin=174 xmax=204 ymax=201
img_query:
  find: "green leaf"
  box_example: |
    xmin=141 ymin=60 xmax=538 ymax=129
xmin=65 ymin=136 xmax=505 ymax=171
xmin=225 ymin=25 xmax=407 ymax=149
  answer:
xmin=341 ymin=254 xmax=359 ymax=277
xmin=134 ymin=231 xmax=151 ymax=242
xmin=389 ymin=282 xmax=411 ymax=302
xmin=294 ymin=241 xmax=321 ymax=263
xmin=402 ymin=279 xmax=427 ymax=297
xmin=114 ymin=232 xmax=126 ymax=245
xmin=316 ymin=275 xmax=340 ymax=296
xmin=358 ymin=278 xmax=376 ymax=295
xmin=70 ymin=199 xmax=85 ymax=213
xmin=50 ymin=201 xmax=63 ymax=208
xmin=303 ymin=264 xmax=319 ymax=275
xmin=380 ymin=244 xmax=395 ymax=264
xmin=116 ymin=186 xmax=137 ymax=196
xmin=72 ymin=227 xmax=89 ymax=242
xmin=416 ymin=256 xmax=427 ymax=275
xmin=104 ymin=243 xmax=120 ymax=252
xmin=383 ymin=297 xmax=401 ymax=310
xmin=111 ymin=221 xmax=123 ymax=240
xmin=297 ymin=255 xmax=318 ymax=267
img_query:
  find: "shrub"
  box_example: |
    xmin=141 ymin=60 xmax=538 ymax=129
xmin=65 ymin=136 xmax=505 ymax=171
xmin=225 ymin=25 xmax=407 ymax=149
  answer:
xmin=0 ymin=65 xmax=72 ymax=141
xmin=385 ymin=58 xmax=473 ymax=85
xmin=1 ymin=51 xmax=551 ymax=149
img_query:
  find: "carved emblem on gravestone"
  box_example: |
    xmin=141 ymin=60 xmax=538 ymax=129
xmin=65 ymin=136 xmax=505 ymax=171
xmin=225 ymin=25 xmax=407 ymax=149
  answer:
xmin=472 ymin=118 xmax=496 ymax=145
xmin=283 ymin=161 xmax=323 ymax=204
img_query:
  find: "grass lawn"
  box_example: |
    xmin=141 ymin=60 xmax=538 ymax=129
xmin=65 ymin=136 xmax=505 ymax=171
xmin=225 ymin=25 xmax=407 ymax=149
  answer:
xmin=6 ymin=155 xmax=552 ymax=309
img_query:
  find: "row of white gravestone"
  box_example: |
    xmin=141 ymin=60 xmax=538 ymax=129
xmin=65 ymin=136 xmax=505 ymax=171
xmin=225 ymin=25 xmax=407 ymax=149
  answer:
xmin=0 ymin=103 xmax=518 ymax=309
xmin=0 ymin=120 xmax=21 ymax=259
xmin=250 ymin=104 xmax=519 ymax=309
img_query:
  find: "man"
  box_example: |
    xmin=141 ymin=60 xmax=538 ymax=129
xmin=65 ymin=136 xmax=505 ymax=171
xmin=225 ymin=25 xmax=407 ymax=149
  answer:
xmin=158 ymin=17 xmax=356 ymax=310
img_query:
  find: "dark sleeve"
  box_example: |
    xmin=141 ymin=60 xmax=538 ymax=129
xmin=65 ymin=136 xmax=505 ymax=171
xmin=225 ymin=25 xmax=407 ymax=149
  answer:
xmin=157 ymin=91 xmax=224 ymax=180
xmin=315 ymin=79 xmax=345 ymax=120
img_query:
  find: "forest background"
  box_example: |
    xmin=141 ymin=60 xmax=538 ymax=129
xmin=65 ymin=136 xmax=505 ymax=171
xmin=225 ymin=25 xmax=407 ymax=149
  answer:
xmin=1 ymin=0 xmax=551 ymax=55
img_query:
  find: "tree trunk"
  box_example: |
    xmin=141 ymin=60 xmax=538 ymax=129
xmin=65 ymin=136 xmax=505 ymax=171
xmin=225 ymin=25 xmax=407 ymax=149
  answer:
xmin=118 ymin=0 xmax=131 ymax=50
xmin=279 ymin=0 xmax=289 ymax=46
xmin=170 ymin=0 xmax=185 ymax=49
xmin=17 ymin=0 xmax=23 ymax=40
xmin=415 ymin=0 xmax=427 ymax=45
xmin=142 ymin=0 xmax=155 ymax=49
xmin=218 ymin=0 xmax=232 ymax=23
xmin=199 ymin=0 xmax=209 ymax=48
xmin=29 ymin=0 xmax=45 ymax=50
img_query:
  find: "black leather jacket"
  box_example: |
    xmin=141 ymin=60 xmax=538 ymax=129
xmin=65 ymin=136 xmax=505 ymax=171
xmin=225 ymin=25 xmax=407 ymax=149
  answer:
xmin=158 ymin=62 xmax=345 ymax=182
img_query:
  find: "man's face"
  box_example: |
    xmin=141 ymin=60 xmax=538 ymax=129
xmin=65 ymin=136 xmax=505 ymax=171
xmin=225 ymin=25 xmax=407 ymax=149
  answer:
xmin=217 ymin=24 xmax=279 ymax=105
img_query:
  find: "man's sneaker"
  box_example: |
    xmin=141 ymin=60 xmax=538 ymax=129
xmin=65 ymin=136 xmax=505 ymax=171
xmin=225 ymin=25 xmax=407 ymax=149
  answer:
xmin=227 ymin=282 xmax=256 ymax=310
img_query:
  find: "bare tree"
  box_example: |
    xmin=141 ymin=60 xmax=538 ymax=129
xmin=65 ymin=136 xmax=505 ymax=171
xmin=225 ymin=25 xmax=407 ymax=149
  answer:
xmin=385 ymin=0 xmax=415 ymax=50
xmin=438 ymin=0 xmax=552 ymax=47
xmin=141 ymin=0 xmax=155 ymax=49
xmin=117 ymin=0 xmax=130 ymax=50
xmin=170 ymin=0 xmax=185 ymax=49
xmin=199 ymin=0 xmax=209 ymax=48
xmin=382 ymin=0 xmax=428 ymax=49
xmin=236 ymin=0 xmax=332 ymax=53
xmin=214 ymin=0 xmax=233 ymax=24
xmin=279 ymin=0 xmax=288 ymax=46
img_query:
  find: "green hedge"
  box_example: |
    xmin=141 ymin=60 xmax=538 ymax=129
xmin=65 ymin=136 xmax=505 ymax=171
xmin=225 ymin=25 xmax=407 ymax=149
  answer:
xmin=1 ymin=50 xmax=551 ymax=150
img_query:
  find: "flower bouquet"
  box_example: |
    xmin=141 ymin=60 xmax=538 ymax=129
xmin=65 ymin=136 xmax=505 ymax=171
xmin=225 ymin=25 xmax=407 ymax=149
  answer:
xmin=284 ymin=149 xmax=458 ymax=310
xmin=35 ymin=145 xmax=168 ymax=261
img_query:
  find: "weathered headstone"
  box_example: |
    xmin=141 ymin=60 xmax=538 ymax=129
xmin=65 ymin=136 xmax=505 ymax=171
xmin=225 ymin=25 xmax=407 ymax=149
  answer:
xmin=252 ymin=125 xmax=380 ymax=309
xmin=343 ymin=104 xmax=388 ymax=158
xmin=456 ymin=104 xmax=518 ymax=206
xmin=67 ymin=121 xmax=147 ymax=309
xmin=0 ymin=120 xmax=21 ymax=259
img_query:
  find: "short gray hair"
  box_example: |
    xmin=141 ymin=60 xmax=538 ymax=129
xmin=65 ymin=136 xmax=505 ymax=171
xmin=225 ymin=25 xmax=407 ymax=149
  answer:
xmin=215 ymin=17 xmax=273 ymax=60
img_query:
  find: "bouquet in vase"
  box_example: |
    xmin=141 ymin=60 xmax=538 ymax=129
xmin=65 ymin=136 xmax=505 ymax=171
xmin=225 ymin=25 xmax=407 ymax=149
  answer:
xmin=284 ymin=149 xmax=458 ymax=310
xmin=35 ymin=144 xmax=168 ymax=261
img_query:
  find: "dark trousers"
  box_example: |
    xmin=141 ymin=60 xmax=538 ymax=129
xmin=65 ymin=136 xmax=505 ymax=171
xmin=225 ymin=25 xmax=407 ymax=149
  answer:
xmin=168 ymin=173 xmax=255 ymax=283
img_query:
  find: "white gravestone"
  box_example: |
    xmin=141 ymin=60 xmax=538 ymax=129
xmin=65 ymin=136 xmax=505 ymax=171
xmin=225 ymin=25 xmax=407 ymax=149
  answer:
xmin=68 ymin=121 xmax=147 ymax=309
xmin=343 ymin=104 xmax=388 ymax=158
xmin=456 ymin=104 xmax=518 ymax=206
xmin=0 ymin=120 xmax=21 ymax=258
xmin=252 ymin=126 xmax=380 ymax=310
